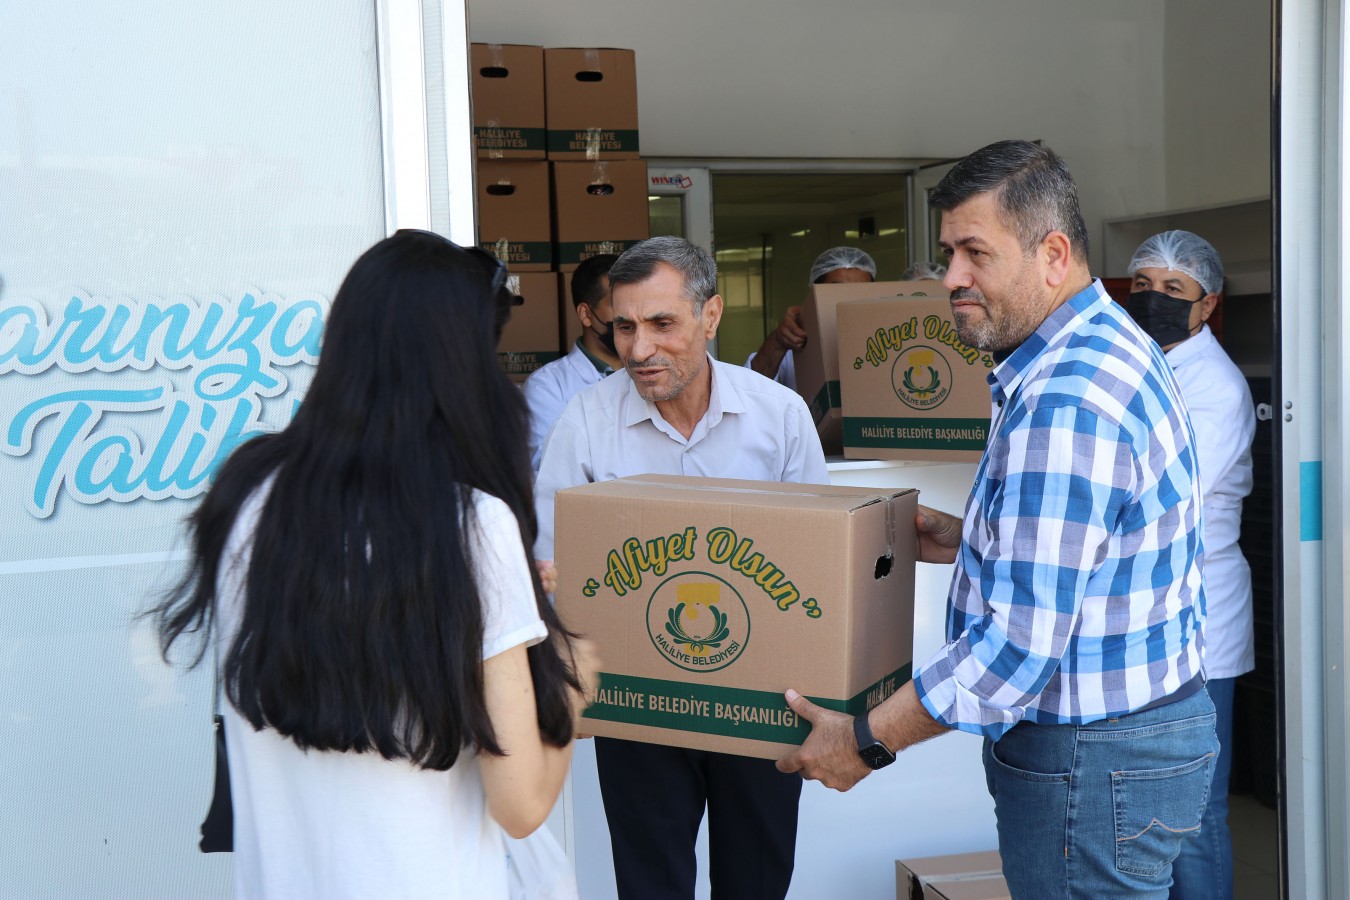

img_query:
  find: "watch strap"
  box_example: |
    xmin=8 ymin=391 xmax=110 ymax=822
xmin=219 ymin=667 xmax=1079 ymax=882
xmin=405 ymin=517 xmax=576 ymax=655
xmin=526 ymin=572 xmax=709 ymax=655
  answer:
xmin=853 ymin=710 xmax=896 ymax=769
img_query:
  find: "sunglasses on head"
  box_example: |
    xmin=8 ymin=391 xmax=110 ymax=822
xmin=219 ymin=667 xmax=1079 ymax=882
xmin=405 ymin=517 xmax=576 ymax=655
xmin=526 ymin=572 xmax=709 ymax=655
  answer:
xmin=465 ymin=246 xmax=524 ymax=305
xmin=397 ymin=229 xmax=522 ymax=305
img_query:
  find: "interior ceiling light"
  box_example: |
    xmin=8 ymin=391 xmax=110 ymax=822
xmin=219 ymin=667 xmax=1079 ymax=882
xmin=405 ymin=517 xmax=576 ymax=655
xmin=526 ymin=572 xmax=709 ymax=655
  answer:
xmin=790 ymin=229 xmax=810 ymax=237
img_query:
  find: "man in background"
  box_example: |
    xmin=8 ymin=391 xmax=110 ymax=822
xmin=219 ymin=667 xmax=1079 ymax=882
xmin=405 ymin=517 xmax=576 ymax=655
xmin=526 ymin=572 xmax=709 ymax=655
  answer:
xmin=522 ymin=253 xmax=620 ymax=469
xmin=746 ymin=246 xmax=876 ymax=389
xmin=1127 ymin=230 xmax=1256 ymax=900
xmin=900 ymin=260 xmax=948 ymax=281
xmin=535 ymin=236 xmax=827 ymax=899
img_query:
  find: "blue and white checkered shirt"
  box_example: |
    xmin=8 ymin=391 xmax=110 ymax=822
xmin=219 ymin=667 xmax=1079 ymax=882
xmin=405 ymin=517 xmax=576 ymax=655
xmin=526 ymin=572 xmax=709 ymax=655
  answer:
xmin=913 ymin=279 xmax=1206 ymax=742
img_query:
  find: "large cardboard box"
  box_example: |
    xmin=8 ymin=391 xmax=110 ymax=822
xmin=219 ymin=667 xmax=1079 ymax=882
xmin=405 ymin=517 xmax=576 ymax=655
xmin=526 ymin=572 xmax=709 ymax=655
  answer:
xmin=838 ymin=288 xmax=993 ymax=462
xmin=477 ymin=160 xmax=553 ymax=271
xmin=552 ymin=160 xmax=650 ymax=271
xmin=470 ymin=43 xmax=546 ymax=159
xmin=555 ymin=475 xmax=917 ymax=759
xmin=796 ymin=280 xmax=926 ymax=455
xmin=895 ymin=851 xmax=1009 ymax=900
xmin=498 ymin=272 xmax=562 ymax=383
xmin=544 ymin=47 xmax=639 ymax=159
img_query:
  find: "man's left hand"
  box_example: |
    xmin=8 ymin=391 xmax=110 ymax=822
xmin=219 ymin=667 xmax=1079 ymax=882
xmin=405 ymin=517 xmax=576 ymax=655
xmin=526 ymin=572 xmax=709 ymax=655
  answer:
xmin=775 ymin=688 xmax=872 ymax=791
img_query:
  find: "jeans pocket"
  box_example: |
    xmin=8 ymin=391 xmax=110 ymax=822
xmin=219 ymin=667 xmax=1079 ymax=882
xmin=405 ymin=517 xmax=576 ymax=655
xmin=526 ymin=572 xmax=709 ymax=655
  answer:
xmin=985 ymin=738 xmax=1071 ymax=863
xmin=1112 ymin=752 xmax=1215 ymax=877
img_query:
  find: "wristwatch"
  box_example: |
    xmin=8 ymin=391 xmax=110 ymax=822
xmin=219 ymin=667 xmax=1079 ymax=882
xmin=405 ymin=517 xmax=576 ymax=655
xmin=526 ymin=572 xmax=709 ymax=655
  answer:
xmin=853 ymin=711 xmax=896 ymax=770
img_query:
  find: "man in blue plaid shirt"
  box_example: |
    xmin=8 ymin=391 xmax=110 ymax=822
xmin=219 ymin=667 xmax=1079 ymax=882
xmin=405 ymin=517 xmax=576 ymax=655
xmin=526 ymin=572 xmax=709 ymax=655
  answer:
xmin=779 ymin=140 xmax=1217 ymax=899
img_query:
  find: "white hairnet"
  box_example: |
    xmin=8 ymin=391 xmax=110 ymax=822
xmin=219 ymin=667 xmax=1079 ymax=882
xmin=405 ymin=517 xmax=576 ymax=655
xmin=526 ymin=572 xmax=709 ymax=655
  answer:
xmin=810 ymin=247 xmax=877 ymax=283
xmin=901 ymin=260 xmax=947 ymax=281
xmin=1128 ymin=230 xmax=1224 ymax=296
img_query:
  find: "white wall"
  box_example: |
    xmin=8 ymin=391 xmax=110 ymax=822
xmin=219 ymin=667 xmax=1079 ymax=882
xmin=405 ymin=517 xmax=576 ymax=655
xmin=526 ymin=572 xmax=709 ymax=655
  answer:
xmin=0 ymin=3 xmax=386 ymax=895
xmin=468 ymin=0 xmax=1172 ymax=269
xmin=1164 ymin=0 xmax=1272 ymax=210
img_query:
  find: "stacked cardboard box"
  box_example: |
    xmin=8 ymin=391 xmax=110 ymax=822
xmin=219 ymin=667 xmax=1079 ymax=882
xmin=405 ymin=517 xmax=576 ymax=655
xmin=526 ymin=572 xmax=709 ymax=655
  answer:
xmin=471 ymin=44 xmax=547 ymax=159
xmin=499 ymin=272 xmax=563 ymax=383
xmin=545 ymin=47 xmax=648 ymax=274
xmin=476 ymin=159 xmax=552 ymax=271
xmin=551 ymin=159 xmax=649 ymax=271
xmin=554 ymin=475 xmax=917 ymax=759
xmin=543 ymin=48 xmax=640 ymax=160
xmin=471 ymin=43 xmax=648 ymax=382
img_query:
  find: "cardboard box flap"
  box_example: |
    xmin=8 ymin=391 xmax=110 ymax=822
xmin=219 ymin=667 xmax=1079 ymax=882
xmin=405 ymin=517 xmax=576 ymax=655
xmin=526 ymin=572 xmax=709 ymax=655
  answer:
xmin=562 ymin=473 xmax=916 ymax=512
xmin=927 ymin=879 xmax=1011 ymax=900
xmin=896 ymin=852 xmax=1007 ymax=900
xmin=902 ymin=850 xmax=1003 ymax=879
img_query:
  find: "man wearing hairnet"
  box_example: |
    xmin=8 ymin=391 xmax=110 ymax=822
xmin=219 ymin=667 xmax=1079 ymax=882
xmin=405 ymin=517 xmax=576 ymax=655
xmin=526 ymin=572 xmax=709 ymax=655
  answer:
xmin=746 ymin=246 xmax=876 ymax=388
xmin=1126 ymin=230 xmax=1256 ymax=900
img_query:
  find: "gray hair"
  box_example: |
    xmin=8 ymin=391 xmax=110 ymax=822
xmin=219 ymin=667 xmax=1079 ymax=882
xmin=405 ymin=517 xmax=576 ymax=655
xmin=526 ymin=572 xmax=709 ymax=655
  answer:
xmin=608 ymin=236 xmax=718 ymax=314
xmin=901 ymin=260 xmax=947 ymax=281
xmin=929 ymin=140 xmax=1090 ymax=263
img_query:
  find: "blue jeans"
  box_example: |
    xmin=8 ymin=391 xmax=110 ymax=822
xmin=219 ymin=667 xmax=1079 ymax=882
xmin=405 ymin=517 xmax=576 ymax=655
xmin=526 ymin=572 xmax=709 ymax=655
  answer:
xmin=1169 ymin=679 xmax=1235 ymax=900
xmin=984 ymin=689 xmax=1218 ymax=899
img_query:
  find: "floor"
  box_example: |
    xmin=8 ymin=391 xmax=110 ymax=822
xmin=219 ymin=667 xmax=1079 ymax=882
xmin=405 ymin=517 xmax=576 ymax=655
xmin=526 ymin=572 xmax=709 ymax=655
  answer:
xmin=1231 ymin=792 xmax=1281 ymax=899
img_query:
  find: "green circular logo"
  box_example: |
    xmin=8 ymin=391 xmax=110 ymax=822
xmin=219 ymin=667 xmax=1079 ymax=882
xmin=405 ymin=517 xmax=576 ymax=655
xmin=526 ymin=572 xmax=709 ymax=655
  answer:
xmin=645 ymin=571 xmax=749 ymax=673
xmin=891 ymin=344 xmax=952 ymax=410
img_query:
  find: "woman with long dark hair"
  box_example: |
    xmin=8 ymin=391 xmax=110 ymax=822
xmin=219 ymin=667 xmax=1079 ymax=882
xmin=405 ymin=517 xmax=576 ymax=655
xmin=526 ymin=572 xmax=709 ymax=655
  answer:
xmin=153 ymin=230 xmax=596 ymax=897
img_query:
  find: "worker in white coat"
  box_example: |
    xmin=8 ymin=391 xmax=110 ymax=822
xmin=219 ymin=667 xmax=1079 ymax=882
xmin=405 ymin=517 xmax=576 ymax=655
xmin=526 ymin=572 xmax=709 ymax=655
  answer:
xmin=745 ymin=246 xmax=876 ymax=389
xmin=1125 ymin=229 xmax=1256 ymax=900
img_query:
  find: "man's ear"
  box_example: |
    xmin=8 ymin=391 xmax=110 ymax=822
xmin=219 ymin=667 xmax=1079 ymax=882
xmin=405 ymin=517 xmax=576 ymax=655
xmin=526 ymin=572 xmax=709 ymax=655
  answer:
xmin=575 ymin=302 xmax=594 ymax=328
xmin=1040 ymin=231 xmax=1073 ymax=288
xmin=702 ymin=294 xmax=724 ymax=339
xmin=1200 ymin=293 xmax=1221 ymax=322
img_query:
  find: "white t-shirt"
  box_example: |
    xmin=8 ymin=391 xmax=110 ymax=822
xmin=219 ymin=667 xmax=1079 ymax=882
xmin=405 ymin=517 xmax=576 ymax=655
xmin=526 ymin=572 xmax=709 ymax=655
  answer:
xmin=216 ymin=484 xmax=548 ymax=899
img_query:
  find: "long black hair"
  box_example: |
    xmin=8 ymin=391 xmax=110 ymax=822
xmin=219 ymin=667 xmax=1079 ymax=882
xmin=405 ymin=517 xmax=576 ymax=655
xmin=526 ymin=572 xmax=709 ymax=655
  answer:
xmin=152 ymin=230 xmax=580 ymax=769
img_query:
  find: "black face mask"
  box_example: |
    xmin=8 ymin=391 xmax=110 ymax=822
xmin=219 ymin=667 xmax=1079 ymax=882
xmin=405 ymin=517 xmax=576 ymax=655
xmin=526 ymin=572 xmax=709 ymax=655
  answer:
xmin=1124 ymin=290 xmax=1203 ymax=347
xmin=589 ymin=314 xmax=618 ymax=357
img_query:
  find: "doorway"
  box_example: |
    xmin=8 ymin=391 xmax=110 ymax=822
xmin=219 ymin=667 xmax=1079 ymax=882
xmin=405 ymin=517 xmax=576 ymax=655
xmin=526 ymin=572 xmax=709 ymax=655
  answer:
xmin=645 ymin=164 xmax=915 ymax=364
xmin=709 ymin=171 xmax=908 ymax=365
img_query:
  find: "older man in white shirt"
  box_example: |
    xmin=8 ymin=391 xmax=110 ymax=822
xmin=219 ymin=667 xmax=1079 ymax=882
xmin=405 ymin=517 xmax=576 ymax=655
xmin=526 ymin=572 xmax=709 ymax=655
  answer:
xmin=535 ymin=236 xmax=827 ymax=900
xmin=1125 ymin=230 xmax=1256 ymax=900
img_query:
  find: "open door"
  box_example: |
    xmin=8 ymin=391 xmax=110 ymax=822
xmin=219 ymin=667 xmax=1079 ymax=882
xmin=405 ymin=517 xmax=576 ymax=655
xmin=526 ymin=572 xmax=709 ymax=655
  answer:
xmin=909 ymin=159 xmax=960 ymax=269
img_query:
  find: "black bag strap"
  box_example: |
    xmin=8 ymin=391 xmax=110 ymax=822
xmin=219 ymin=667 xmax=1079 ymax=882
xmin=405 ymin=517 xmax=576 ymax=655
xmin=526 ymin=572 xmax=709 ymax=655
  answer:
xmin=198 ymin=640 xmax=233 ymax=853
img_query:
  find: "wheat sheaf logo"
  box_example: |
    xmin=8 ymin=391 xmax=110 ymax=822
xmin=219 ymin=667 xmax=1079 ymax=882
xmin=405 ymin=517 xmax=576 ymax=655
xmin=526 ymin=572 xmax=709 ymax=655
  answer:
xmin=891 ymin=345 xmax=953 ymax=411
xmin=646 ymin=574 xmax=749 ymax=673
